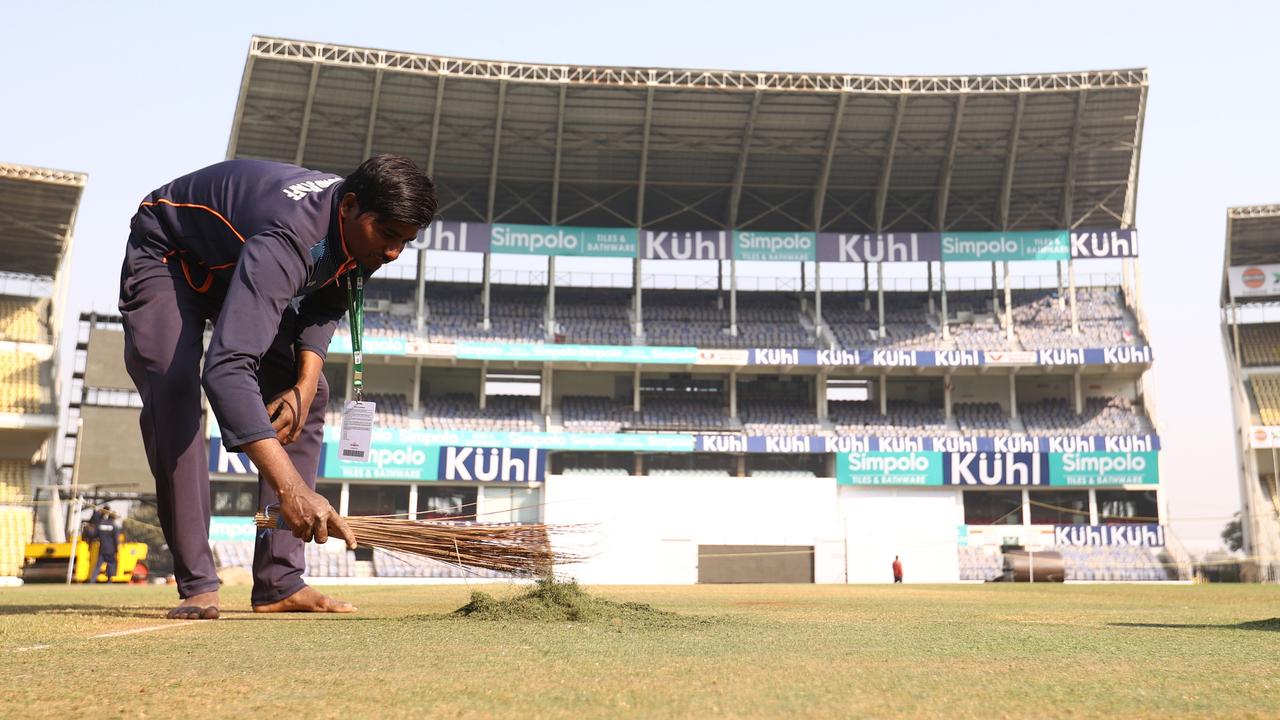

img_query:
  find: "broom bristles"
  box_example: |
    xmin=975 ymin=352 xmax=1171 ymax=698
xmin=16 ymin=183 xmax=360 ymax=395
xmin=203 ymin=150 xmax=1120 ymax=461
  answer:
xmin=254 ymin=511 xmax=578 ymax=576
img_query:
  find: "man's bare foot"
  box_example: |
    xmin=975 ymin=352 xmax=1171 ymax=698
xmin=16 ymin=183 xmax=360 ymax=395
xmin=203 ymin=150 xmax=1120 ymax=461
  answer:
xmin=252 ymin=585 xmax=356 ymax=614
xmin=167 ymin=590 xmax=220 ymax=620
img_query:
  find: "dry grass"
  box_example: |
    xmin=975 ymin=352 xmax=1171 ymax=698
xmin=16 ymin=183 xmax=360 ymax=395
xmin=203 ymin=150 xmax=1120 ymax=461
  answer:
xmin=1 ymin=583 xmax=1278 ymax=719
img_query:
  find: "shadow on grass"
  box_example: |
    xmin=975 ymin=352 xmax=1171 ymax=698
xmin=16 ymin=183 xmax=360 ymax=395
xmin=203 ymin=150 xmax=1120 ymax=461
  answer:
xmin=0 ymin=605 xmax=170 ymax=619
xmin=1110 ymin=618 xmax=1280 ymax=632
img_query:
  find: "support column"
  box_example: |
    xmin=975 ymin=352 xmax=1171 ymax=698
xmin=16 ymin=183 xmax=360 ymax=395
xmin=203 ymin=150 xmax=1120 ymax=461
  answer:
xmin=633 ymin=259 xmax=644 ymax=338
xmin=542 ymin=365 xmax=553 ymax=417
xmin=879 ymin=373 xmax=888 ymax=416
xmin=547 ymin=256 xmax=556 ymax=338
xmin=940 ymin=262 xmax=950 ymax=341
xmin=800 ymin=262 xmax=807 ymax=292
xmin=482 ymin=253 xmax=492 ymax=331
xmin=415 ymin=248 xmax=428 ymax=333
xmin=633 ymin=367 xmax=641 ymax=413
xmin=944 ymin=371 xmax=953 ymax=423
xmin=478 ymin=364 xmax=487 ymax=410
xmin=991 ymin=262 xmax=999 ymax=315
xmin=1021 ymin=488 xmax=1031 ymax=526
xmin=411 ymin=359 xmax=422 ymax=413
xmin=814 ymin=261 xmax=824 ymax=338
xmin=1009 ymin=371 xmax=1018 ymax=420
xmin=816 ymin=372 xmax=828 ymax=421
xmin=863 ymin=263 xmax=871 ymax=311
xmin=1003 ymin=261 xmax=1013 ymax=344
xmin=339 ymin=483 xmax=350 ymax=516
xmin=408 ymin=484 xmax=418 ymax=521
xmin=1074 ymin=369 xmax=1083 ymax=415
xmin=1056 ymin=261 xmax=1065 ymax=309
xmin=730 ymin=259 xmax=738 ymax=336
xmin=1088 ymin=488 xmax=1099 ymax=526
xmin=729 ymin=370 xmax=739 ymax=419
xmin=927 ymin=262 xmax=935 ymax=314
xmin=877 ymin=263 xmax=886 ymax=338
xmin=1068 ymin=259 xmax=1079 ymax=335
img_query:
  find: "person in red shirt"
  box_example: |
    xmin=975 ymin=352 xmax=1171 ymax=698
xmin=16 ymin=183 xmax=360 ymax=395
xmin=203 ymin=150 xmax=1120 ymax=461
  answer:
xmin=892 ymin=555 xmax=904 ymax=583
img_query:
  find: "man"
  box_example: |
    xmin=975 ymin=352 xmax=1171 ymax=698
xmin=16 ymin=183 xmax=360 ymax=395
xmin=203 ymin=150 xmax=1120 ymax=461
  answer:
xmin=86 ymin=510 xmax=120 ymax=583
xmin=120 ymin=155 xmax=435 ymax=619
xmin=892 ymin=555 xmax=903 ymax=584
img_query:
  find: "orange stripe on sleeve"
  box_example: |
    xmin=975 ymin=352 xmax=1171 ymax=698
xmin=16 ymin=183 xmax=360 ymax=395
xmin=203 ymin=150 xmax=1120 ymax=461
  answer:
xmin=140 ymin=199 xmax=246 ymax=244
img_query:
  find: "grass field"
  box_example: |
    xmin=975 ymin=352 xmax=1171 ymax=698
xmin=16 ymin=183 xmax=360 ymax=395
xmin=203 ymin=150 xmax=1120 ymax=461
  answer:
xmin=1 ymin=582 xmax=1277 ymax=719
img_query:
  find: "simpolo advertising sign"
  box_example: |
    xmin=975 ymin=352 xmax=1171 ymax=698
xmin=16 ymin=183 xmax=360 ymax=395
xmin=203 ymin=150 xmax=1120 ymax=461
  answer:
xmin=837 ymin=451 xmax=944 ymax=486
xmin=490 ymin=224 xmax=638 ymax=257
xmin=1047 ymin=451 xmax=1159 ymax=486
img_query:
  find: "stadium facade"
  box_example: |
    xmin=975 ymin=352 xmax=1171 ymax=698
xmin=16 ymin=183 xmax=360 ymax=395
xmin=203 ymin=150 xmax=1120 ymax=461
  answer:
xmin=0 ymin=162 xmax=82 ymax=580
xmin=71 ymin=37 xmax=1181 ymax=583
xmin=1221 ymin=205 xmax=1280 ymax=582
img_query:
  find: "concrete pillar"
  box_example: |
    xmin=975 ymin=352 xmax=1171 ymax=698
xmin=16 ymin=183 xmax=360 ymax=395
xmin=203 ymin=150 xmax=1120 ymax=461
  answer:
xmin=1068 ymin=259 xmax=1079 ymax=335
xmin=411 ymin=359 xmax=422 ymax=413
xmin=1003 ymin=261 xmax=1013 ymax=343
xmin=633 ymin=367 xmax=641 ymax=413
xmin=482 ymin=253 xmax=492 ymax=331
xmin=877 ymin=262 xmax=886 ymax=338
xmin=415 ymin=248 xmax=428 ymax=333
xmin=408 ymin=484 xmax=418 ymax=520
xmin=1009 ymin=371 xmax=1018 ymax=419
xmin=1074 ymin=369 xmax=1084 ymax=415
xmin=730 ymin=259 xmax=738 ymax=336
xmin=940 ymin=262 xmax=950 ymax=340
xmin=547 ymin=256 xmax=557 ymax=334
xmin=729 ymin=370 xmax=739 ymax=419
xmin=944 ymin=371 xmax=953 ymax=422
xmin=879 ymin=373 xmax=888 ymax=416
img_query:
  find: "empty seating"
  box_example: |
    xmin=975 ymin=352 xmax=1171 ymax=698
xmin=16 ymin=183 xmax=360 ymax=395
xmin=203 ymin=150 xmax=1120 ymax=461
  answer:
xmin=643 ymin=291 xmax=816 ymax=349
xmin=561 ymin=395 xmax=631 ymax=433
xmin=1020 ymin=397 xmax=1152 ymax=436
xmin=0 ymin=507 xmax=33 ymax=577
xmin=1239 ymin=324 xmax=1280 ymax=366
xmin=1057 ymin=545 xmax=1175 ymax=581
xmin=954 ymin=402 xmax=1011 ymax=436
xmin=957 ymin=546 xmax=1003 ymax=581
xmin=635 ymin=397 xmax=734 ymax=432
xmin=555 ymin=288 xmax=632 ymax=346
xmin=422 ymin=393 xmax=541 ymax=432
xmin=1253 ymin=375 xmax=1280 ymax=425
xmin=213 ymin=540 xmax=357 ymax=577
xmin=1014 ymin=288 xmax=1142 ymax=350
xmin=0 ymin=461 xmax=30 ymax=505
xmin=0 ymin=351 xmax=47 ymax=413
xmin=0 ymin=297 xmax=47 ymax=344
xmin=829 ymin=400 xmax=947 ymax=437
xmin=739 ymin=399 xmax=823 ymax=435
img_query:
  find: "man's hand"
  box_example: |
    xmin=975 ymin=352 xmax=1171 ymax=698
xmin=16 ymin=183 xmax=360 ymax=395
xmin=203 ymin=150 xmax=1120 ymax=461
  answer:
xmin=266 ymin=379 xmax=317 ymax=445
xmin=277 ymin=484 xmax=357 ymax=550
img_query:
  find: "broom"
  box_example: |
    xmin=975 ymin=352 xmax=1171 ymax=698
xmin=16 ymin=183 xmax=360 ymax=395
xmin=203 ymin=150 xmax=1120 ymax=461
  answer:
xmin=254 ymin=507 xmax=577 ymax=577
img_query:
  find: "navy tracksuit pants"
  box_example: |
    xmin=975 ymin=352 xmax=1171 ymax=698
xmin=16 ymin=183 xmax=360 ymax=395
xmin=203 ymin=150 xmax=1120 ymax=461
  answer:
xmin=119 ymin=235 xmax=328 ymax=605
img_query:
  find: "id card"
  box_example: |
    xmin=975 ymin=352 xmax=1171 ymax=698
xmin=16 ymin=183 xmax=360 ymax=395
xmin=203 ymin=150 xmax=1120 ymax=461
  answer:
xmin=338 ymin=400 xmax=376 ymax=462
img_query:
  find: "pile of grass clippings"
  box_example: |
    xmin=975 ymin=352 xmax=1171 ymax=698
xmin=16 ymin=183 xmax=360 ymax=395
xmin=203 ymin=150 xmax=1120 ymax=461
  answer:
xmin=452 ymin=578 xmax=714 ymax=627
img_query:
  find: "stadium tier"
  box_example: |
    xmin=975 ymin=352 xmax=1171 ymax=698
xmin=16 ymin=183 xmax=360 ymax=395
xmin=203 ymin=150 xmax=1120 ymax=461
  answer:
xmin=1224 ymin=205 xmax=1280 ymax=581
xmin=62 ymin=38 xmax=1166 ymax=585
xmin=0 ymin=162 xmax=81 ymax=579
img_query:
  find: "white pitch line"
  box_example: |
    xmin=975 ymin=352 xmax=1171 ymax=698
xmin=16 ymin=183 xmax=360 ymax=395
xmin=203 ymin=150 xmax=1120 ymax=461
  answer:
xmin=92 ymin=622 xmax=204 ymax=639
xmin=13 ymin=644 xmax=51 ymax=652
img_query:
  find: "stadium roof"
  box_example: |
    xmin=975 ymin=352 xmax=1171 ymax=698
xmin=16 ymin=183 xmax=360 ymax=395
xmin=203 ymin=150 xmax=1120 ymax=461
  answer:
xmin=1222 ymin=204 xmax=1280 ymax=305
xmin=229 ymin=36 xmax=1147 ymax=234
xmin=0 ymin=162 xmax=87 ymax=278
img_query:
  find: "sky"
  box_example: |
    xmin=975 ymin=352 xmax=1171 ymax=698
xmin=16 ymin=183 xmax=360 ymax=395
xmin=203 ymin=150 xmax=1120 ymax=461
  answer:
xmin=4 ymin=0 xmax=1278 ymax=552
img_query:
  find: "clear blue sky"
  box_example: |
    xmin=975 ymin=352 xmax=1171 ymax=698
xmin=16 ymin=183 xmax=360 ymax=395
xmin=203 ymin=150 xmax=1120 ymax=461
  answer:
xmin=4 ymin=0 xmax=1277 ymax=551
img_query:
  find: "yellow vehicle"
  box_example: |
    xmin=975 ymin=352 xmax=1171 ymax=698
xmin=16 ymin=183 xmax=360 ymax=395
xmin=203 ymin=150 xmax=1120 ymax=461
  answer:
xmin=23 ymin=537 xmax=149 ymax=583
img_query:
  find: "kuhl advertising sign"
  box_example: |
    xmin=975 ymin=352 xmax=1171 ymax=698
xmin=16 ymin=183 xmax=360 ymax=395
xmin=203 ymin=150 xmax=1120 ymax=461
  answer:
xmin=1054 ymin=524 xmax=1164 ymax=547
xmin=405 ymin=220 xmax=1138 ymax=260
xmin=437 ymin=446 xmax=545 ymax=483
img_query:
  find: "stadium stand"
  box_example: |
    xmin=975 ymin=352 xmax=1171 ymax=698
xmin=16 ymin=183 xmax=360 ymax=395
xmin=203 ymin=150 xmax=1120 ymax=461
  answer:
xmin=635 ymin=397 xmax=735 ymax=432
xmin=739 ymin=398 xmax=824 ymax=435
xmin=0 ymin=461 xmax=30 ymax=505
xmin=0 ymin=297 xmax=48 ymax=344
xmin=1238 ymin=324 xmax=1280 ymax=366
xmin=555 ymin=288 xmax=632 ymax=345
xmin=953 ymin=402 xmax=1012 ymax=436
xmin=829 ymin=400 xmax=948 ymax=437
xmin=372 ymin=546 xmax=508 ymax=579
xmin=213 ymin=540 xmax=358 ymax=577
xmin=0 ymin=351 xmax=48 ymax=413
xmin=1020 ymin=397 xmax=1153 ymax=436
xmin=421 ymin=393 xmax=542 ymax=431
xmin=958 ymin=545 xmax=1175 ymax=582
xmin=1014 ymin=288 xmax=1142 ymax=350
xmin=0 ymin=506 xmax=33 ymax=576
xmin=1251 ymin=375 xmax=1280 ymax=425
xmin=561 ymin=395 xmax=631 ymax=433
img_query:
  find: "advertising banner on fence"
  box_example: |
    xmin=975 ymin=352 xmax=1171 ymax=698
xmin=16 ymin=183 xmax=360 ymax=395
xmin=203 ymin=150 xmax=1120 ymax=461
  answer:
xmin=1054 ymin=524 xmax=1164 ymax=547
xmin=437 ymin=447 xmax=545 ymax=483
xmin=733 ymin=231 xmax=816 ymax=261
xmin=209 ymin=516 xmax=257 ymax=543
xmin=1228 ymin=264 xmax=1280 ymax=298
xmin=642 ymin=230 xmax=731 ymax=260
xmin=837 ymin=451 xmax=944 ymax=486
xmin=404 ymin=220 xmax=1138 ymax=260
xmin=815 ymin=233 xmax=941 ymax=263
xmin=941 ymin=231 xmax=1071 ymax=262
xmin=209 ymin=442 xmax=257 ymax=476
xmin=328 ymin=335 xmax=407 ymax=356
xmin=320 ymin=427 xmax=696 ymax=454
xmin=1048 ymin=451 xmax=1159 ymax=486
xmin=1249 ymin=426 xmax=1280 ymax=449
xmin=323 ymin=441 xmax=441 ymax=481
xmin=412 ymin=220 xmax=491 ymax=253
xmin=1070 ymin=229 xmax=1139 ymax=259
xmin=490 ymin=224 xmax=638 ymax=257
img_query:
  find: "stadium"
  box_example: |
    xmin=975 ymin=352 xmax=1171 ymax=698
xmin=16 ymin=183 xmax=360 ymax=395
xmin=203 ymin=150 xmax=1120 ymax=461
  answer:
xmin=1222 ymin=204 xmax=1280 ymax=581
xmin=142 ymin=36 xmax=1162 ymax=585
xmin=7 ymin=24 xmax=1280 ymax=719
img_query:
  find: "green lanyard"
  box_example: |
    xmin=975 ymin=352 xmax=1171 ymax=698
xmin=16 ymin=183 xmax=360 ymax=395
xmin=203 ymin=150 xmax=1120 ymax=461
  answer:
xmin=345 ymin=272 xmax=364 ymax=402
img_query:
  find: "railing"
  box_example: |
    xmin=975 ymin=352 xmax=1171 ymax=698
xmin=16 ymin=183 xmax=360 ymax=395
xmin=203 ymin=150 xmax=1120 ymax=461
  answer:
xmin=0 ymin=273 xmax=53 ymax=299
xmin=386 ymin=266 xmax=1125 ymax=294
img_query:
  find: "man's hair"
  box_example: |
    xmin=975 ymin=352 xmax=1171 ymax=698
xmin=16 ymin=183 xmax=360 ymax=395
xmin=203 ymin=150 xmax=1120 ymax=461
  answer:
xmin=344 ymin=154 xmax=437 ymax=228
